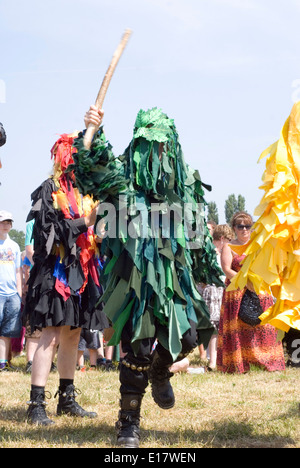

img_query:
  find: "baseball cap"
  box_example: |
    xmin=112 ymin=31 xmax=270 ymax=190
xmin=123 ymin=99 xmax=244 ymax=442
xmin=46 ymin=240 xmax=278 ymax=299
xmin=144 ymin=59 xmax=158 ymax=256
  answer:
xmin=0 ymin=210 xmax=14 ymax=222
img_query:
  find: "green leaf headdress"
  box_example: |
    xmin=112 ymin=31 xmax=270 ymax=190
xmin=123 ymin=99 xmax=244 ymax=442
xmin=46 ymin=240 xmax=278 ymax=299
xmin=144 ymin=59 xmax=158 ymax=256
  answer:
xmin=133 ymin=107 xmax=176 ymax=143
xmin=124 ymin=107 xmax=188 ymax=197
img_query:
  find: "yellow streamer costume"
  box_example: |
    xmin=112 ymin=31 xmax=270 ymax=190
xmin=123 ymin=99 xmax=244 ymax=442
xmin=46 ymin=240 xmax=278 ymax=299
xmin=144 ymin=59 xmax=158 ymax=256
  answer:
xmin=228 ymin=101 xmax=300 ymax=333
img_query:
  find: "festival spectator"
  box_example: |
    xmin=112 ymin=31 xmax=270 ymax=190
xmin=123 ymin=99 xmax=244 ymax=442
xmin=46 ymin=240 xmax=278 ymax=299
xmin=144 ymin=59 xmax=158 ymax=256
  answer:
xmin=195 ymin=221 xmax=218 ymax=363
xmin=23 ymin=220 xmax=49 ymax=373
xmin=217 ymin=212 xmax=285 ymax=373
xmin=77 ymin=329 xmax=101 ymax=371
xmin=101 ymin=344 xmax=117 ymax=371
xmin=197 ymin=224 xmax=233 ymax=370
xmin=10 ymin=251 xmax=29 ymax=359
xmin=207 ymin=220 xmax=217 ymax=235
xmin=0 ymin=210 xmax=22 ymax=372
xmin=23 ymin=220 xmax=56 ymax=373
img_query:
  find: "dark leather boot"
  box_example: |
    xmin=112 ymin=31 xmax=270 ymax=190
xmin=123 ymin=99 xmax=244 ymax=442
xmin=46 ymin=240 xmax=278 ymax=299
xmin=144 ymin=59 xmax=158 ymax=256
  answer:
xmin=27 ymin=388 xmax=55 ymax=426
xmin=149 ymin=352 xmax=175 ymax=409
xmin=55 ymin=384 xmax=97 ymax=419
xmin=116 ymin=394 xmax=143 ymax=448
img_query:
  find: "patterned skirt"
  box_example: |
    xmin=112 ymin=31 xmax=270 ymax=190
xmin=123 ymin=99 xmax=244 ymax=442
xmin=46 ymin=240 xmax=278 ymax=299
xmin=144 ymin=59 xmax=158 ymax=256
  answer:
xmin=217 ymin=288 xmax=285 ymax=374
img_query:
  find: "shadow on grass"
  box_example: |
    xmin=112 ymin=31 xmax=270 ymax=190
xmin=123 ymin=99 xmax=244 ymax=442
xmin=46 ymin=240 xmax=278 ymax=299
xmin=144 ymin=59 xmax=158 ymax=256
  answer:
xmin=141 ymin=403 xmax=299 ymax=449
xmin=141 ymin=419 xmax=296 ymax=448
xmin=0 ymin=406 xmax=116 ymax=447
xmin=0 ymin=405 xmax=297 ymax=448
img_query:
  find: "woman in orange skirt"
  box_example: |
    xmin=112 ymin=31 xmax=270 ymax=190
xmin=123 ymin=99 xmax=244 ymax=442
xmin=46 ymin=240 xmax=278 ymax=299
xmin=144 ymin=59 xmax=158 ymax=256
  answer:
xmin=217 ymin=212 xmax=285 ymax=374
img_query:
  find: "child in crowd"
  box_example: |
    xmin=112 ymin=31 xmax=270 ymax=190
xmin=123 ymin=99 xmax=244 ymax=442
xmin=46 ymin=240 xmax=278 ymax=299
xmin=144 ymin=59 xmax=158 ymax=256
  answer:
xmin=197 ymin=224 xmax=233 ymax=370
xmin=77 ymin=329 xmax=101 ymax=371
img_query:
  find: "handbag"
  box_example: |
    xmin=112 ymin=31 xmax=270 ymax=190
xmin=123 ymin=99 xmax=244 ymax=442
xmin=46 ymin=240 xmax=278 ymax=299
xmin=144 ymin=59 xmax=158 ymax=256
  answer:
xmin=238 ymin=289 xmax=262 ymax=326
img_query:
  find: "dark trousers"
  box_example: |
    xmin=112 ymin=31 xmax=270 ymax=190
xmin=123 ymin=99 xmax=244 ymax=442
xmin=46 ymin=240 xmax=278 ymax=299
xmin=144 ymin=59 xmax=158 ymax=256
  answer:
xmin=120 ymin=318 xmax=198 ymax=395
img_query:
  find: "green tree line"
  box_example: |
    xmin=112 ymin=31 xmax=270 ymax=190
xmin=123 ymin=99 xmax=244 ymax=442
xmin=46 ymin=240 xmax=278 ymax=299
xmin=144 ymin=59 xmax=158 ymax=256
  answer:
xmin=207 ymin=194 xmax=246 ymax=225
xmin=9 ymin=229 xmax=25 ymax=251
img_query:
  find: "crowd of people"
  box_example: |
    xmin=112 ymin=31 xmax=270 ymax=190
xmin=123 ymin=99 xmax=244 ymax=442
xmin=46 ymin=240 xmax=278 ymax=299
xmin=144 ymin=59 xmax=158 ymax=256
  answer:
xmin=1 ymin=100 xmax=300 ymax=448
xmin=2 ymin=211 xmax=293 ymax=379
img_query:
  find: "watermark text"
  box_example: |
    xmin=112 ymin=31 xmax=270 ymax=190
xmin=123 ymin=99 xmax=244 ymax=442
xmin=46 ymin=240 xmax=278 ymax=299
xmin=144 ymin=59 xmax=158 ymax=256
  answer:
xmin=95 ymin=196 xmax=206 ymax=250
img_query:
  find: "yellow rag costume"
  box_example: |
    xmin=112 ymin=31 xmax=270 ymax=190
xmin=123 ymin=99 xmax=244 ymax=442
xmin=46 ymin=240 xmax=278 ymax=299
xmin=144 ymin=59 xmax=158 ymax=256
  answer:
xmin=228 ymin=101 xmax=300 ymax=333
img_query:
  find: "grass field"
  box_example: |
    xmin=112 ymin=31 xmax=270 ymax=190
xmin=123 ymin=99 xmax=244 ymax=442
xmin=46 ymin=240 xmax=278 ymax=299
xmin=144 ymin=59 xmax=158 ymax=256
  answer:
xmin=0 ymin=353 xmax=299 ymax=448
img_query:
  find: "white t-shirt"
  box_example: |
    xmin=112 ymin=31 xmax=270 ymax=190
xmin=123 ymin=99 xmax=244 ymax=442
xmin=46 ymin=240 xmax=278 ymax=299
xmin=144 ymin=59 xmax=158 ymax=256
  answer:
xmin=0 ymin=235 xmax=21 ymax=296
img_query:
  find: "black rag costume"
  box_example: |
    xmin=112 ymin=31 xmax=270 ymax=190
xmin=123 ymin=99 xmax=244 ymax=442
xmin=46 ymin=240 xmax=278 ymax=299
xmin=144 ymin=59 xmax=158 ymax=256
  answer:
xmin=25 ymin=131 xmax=126 ymax=426
xmin=25 ymin=133 xmax=105 ymax=333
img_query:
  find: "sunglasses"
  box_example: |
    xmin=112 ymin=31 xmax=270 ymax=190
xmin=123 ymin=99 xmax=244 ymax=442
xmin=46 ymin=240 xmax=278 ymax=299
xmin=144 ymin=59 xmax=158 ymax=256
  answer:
xmin=236 ymin=224 xmax=252 ymax=231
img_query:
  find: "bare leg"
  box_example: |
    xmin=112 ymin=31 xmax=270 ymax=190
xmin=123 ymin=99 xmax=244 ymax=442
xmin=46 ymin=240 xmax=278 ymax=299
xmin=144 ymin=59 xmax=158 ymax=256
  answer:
xmin=77 ymin=350 xmax=84 ymax=368
xmin=198 ymin=343 xmax=207 ymax=361
xmin=89 ymin=349 xmax=97 ymax=367
xmin=105 ymin=345 xmax=114 ymax=360
xmin=28 ymin=326 xmax=95 ymax=425
xmin=169 ymin=357 xmax=189 ymax=373
xmin=0 ymin=336 xmax=11 ymax=362
xmin=26 ymin=337 xmax=40 ymax=362
xmin=56 ymin=326 xmax=81 ymax=379
xmin=208 ymin=335 xmax=218 ymax=369
xmin=31 ymin=327 xmax=61 ymax=386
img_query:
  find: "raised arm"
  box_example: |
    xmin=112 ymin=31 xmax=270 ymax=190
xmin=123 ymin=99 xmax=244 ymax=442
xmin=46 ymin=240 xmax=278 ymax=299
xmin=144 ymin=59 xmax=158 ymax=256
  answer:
xmin=70 ymin=106 xmax=127 ymax=201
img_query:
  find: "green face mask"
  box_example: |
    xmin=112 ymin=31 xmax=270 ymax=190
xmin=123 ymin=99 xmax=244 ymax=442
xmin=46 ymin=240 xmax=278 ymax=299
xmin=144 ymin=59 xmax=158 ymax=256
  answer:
xmin=133 ymin=107 xmax=176 ymax=143
xmin=127 ymin=108 xmax=188 ymax=195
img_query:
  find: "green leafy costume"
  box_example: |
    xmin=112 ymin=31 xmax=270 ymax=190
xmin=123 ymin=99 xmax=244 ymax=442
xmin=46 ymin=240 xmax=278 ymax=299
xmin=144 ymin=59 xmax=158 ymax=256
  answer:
xmin=71 ymin=108 xmax=224 ymax=361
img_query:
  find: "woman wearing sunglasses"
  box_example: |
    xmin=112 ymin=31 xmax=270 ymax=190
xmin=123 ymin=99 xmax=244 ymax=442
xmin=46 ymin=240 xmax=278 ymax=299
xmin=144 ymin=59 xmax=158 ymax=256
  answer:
xmin=217 ymin=211 xmax=285 ymax=374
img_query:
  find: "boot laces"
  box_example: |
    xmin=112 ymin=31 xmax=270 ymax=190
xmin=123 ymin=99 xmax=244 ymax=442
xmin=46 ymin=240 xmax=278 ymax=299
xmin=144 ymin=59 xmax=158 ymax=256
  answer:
xmin=54 ymin=386 xmax=81 ymax=399
xmin=27 ymin=391 xmax=52 ymax=407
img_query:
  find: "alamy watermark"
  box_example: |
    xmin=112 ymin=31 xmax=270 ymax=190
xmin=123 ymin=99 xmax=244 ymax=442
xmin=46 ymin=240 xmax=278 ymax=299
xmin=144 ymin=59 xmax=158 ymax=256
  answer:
xmin=94 ymin=195 xmax=206 ymax=250
xmin=290 ymin=339 xmax=300 ymax=365
xmin=0 ymin=80 xmax=6 ymax=104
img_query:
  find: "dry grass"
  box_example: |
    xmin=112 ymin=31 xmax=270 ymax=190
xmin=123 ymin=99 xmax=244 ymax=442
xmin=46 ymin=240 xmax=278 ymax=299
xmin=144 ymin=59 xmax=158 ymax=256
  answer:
xmin=0 ymin=353 xmax=300 ymax=448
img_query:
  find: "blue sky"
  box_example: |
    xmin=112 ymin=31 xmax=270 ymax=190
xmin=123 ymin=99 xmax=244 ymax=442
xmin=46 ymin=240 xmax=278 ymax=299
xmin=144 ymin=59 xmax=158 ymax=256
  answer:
xmin=1 ymin=0 xmax=300 ymax=231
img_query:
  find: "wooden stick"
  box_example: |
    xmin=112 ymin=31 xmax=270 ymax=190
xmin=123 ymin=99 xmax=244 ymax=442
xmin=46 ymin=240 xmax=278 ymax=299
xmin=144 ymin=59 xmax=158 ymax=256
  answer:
xmin=84 ymin=28 xmax=132 ymax=150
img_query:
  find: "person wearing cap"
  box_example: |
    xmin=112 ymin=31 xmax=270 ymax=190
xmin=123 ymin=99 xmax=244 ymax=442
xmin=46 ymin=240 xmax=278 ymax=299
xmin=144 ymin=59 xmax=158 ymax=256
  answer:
xmin=0 ymin=210 xmax=22 ymax=371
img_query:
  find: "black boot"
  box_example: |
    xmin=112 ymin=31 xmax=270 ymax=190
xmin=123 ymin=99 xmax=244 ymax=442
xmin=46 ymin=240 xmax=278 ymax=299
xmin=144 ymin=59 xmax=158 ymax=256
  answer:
xmin=27 ymin=387 xmax=55 ymax=426
xmin=55 ymin=384 xmax=97 ymax=419
xmin=149 ymin=352 xmax=175 ymax=410
xmin=116 ymin=394 xmax=143 ymax=448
